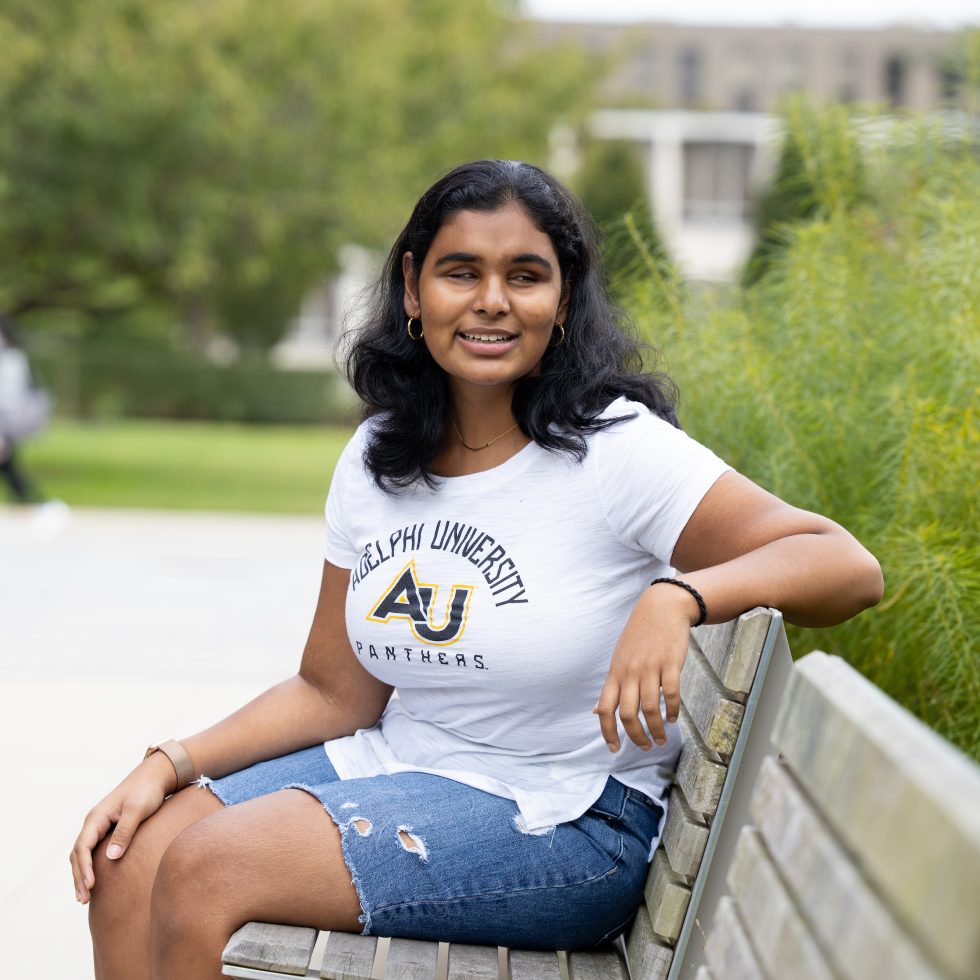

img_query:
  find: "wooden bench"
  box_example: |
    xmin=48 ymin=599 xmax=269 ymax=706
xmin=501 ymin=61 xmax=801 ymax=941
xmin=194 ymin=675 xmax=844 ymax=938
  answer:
xmin=220 ymin=611 xmax=980 ymax=979
xmin=220 ymin=607 xmax=791 ymax=979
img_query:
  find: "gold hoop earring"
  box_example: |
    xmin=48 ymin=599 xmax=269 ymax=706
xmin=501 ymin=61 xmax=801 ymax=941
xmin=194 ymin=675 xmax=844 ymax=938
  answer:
xmin=407 ymin=315 xmax=423 ymax=341
xmin=552 ymin=321 xmax=565 ymax=347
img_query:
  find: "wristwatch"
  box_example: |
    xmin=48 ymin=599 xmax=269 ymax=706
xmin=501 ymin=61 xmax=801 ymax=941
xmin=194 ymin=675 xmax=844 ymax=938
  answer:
xmin=143 ymin=739 xmax=195 ymax=793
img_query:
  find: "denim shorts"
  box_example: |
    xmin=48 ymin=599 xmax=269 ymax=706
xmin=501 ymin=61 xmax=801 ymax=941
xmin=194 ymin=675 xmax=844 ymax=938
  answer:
xmin=207 ymin=745 xmax=664 ymax=950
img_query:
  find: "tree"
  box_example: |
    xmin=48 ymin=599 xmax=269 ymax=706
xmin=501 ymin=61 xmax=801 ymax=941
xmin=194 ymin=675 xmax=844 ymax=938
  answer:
xmin=0 ymin=0 xmax=596 ymax=349
xmin=742 ymin=96 xmax=867 ymax=286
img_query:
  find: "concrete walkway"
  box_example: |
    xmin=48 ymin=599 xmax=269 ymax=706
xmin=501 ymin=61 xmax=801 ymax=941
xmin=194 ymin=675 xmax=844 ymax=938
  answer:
xmin=0 ymin=506 xmax=326 ymax=979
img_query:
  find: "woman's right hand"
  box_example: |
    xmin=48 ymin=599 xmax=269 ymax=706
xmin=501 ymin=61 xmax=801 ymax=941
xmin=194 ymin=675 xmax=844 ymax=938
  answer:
xmin=70 ymin=751 xmax=177 ymax=904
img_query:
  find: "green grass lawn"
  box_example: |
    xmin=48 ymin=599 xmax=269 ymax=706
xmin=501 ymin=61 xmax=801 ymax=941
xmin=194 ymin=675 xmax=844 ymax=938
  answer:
xmin=21 ymin=419 xmax=355 ymax=514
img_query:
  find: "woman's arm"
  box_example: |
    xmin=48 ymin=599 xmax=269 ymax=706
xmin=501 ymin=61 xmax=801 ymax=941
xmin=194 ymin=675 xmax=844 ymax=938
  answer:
xmin=71 ymin=562 xmax=392 ymax=902
xmin=177 ymin=562 xmax=392 ymax=781
xmin=594 ymin=471 xmax=883 ymax=753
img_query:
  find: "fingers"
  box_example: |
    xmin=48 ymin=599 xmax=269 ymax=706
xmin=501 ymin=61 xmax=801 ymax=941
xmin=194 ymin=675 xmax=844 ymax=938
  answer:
xmin=70 ymin=799 xmax=145 ymax=904
xmin=71 ymin=807 xmax=113 ymax=904
xmin=105 ymin=803 xmax=142 ymax=861
xmin=619 ymin=681 xmax=655 ymax=751
xmin=595 ymin=679 xmax=675 ymax=752
xmin=662 ymin=665 xmax=682 ymax=725
xmin=593 ymin=679 xmax=622 ymax=752
xmin=641 ymin=692 xmax=667 ymax=747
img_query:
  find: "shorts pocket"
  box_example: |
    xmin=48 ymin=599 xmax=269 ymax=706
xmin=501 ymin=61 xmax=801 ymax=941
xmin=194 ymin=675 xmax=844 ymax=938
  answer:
xmin=572 ymin=810 xmax=627 ymax=871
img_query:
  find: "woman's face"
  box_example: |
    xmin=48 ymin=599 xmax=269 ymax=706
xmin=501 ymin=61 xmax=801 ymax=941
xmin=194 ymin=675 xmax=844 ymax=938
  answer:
xmin=403 ymin=202 xmax=569 ymax=403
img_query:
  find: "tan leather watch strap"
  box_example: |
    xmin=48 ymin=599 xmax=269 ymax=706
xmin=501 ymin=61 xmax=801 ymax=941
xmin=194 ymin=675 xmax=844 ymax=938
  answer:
xmin=143 ymin=739 xmax=195 ymax=793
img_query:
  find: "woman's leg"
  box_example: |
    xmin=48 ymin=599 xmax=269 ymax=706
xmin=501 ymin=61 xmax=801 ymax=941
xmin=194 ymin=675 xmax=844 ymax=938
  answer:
xmin=149 ymin=788 xmax=361 ymax=980
xmin=89 ymin=785 xmax=223 ymax=979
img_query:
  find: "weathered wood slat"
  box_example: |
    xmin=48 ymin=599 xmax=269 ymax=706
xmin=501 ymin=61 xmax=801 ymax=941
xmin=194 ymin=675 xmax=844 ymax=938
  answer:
xmin=727 ymin=827 xmax=834 ymax=980
xmin=704 ymin=896 xmax=764 ymax=980
xmin=661 ymin=786 xmax=709 ymax=879
xmin=693 ymin=608 xmax=771 ymax=695
xmin=750 ymin=756 xmax=943 ymax=980
xmin=222 ymin=923 xmax=318 ymax=976
xmin=773 ymin=651 xmax=980 ymax=980
xmin=680 ymin=646 xmax=745 ymax=756
xmin=384 ymin=938 xmax=438 ymax=979
xmin=508 ymin=949 xmax=561 ymax=979
xmin=566 ymin=949 xmax=628 ymax=980
xmin=675 ymin=709 xmax=728 ymax=815
xmin=320 ymin=931 xmax=378 ymax=980
xmin=642 ymin=848 xmax=691 ymax=943
xmin=447 ymin=943 xmax=498 ymax=979
xmin=625 ymin=904 xmax=673 ymax=980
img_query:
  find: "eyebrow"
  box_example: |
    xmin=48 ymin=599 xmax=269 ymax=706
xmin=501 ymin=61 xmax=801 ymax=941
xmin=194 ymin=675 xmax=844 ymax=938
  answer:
xmin=433 ymin=251 xmax=554 ymax=273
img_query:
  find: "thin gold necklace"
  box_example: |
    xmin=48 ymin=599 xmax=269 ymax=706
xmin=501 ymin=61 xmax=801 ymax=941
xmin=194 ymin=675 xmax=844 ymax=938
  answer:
xmin=451 ymin=417 xmax=520 ymax=451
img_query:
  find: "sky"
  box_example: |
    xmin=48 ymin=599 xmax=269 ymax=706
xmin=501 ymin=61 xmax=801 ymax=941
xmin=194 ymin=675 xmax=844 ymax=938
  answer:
xmin=523 ymin=0 xmax=979 ymax=30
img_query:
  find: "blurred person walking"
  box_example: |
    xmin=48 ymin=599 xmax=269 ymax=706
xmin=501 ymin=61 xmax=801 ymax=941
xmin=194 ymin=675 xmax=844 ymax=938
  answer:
xmin=0 ymin=315 xmax=63 ymax=519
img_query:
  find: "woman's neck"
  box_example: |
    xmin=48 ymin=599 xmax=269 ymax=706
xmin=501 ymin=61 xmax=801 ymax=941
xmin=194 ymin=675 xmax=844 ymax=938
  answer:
xmin=432 ymin=387 xmax=531 ymax=477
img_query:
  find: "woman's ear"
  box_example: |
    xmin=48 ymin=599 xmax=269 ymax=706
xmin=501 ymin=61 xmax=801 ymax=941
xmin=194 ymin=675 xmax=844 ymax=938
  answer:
xmin=402 ymin=252 xmax=420 ymax=317
xmin=557 ymin=281 xmax=571 ymax=323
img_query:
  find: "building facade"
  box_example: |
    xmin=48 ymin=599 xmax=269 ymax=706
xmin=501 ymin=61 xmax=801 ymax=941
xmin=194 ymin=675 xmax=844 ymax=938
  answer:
xmin=538 ymin=21 xmax=960 ymax=280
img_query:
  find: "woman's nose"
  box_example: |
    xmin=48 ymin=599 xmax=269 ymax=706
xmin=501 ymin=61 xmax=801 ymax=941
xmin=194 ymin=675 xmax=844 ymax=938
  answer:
xmin=473 ymin=276 xmax=510 ymax=317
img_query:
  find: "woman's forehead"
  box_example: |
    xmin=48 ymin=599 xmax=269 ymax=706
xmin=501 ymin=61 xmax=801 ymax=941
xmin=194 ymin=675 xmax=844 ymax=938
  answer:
xmin=429 ymin=203 xmax=556 ymax=259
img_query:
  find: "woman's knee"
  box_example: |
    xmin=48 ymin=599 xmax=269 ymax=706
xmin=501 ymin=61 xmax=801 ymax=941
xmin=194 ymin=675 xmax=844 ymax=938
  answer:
xmin=150 ymin=815 xmax=237 ymax=945
xmin=89 ymin=786 xmax=221 ymax=939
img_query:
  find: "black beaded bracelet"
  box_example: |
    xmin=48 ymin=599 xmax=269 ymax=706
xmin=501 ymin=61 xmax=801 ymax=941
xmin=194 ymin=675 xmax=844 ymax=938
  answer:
xmin=650 ymin=577 xmax=708 ymax=627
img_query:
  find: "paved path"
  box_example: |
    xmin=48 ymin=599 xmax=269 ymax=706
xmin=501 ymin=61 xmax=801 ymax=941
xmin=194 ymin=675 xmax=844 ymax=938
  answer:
xmin=0 ymin=506 xmax=326 ymax=979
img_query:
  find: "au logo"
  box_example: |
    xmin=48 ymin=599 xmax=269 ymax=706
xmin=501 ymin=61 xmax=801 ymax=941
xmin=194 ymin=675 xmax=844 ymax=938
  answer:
xmin=367 ymin=560 xmax=474 ymax=646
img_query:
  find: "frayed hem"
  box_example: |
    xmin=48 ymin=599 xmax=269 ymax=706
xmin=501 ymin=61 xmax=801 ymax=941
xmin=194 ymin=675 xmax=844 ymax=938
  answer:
xmin=284 ymin=784 xmax=374 ymax=935
xmin=199 ymin=774 xmax=235 ymax=807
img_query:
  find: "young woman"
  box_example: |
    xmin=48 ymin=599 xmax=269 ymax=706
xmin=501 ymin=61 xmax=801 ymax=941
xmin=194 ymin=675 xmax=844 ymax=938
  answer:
xmin=71 ymin=160 xmax=883 ymax=979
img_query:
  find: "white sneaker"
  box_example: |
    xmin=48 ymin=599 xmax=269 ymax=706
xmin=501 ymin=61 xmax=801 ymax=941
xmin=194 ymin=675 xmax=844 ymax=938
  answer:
xmin=30 ymin=499 xmax=72 ymax=537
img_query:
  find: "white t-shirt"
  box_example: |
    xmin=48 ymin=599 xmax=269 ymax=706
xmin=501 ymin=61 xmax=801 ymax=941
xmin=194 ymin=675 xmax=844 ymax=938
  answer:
xmin=323 ymin=397 xmax=730 ymax=833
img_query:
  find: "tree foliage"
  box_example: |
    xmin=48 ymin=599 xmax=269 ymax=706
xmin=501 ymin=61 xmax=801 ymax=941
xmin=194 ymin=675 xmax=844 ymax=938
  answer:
xmin=0 ymin=0 xmax=595 ymax=347
xmin=742 ymin=96 xmax=868 ymax=286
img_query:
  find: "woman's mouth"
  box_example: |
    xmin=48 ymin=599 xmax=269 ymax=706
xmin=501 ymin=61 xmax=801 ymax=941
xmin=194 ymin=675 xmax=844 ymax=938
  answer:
xmin=458 ymin=332 xmax=517 ymax=344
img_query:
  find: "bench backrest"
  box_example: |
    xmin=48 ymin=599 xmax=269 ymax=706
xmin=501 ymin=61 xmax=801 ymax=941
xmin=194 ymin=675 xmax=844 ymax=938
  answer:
xmin=694 ymin=650 xmax=980 ymax=980
xmin=624 ymin=607 xmax=793 ymax=980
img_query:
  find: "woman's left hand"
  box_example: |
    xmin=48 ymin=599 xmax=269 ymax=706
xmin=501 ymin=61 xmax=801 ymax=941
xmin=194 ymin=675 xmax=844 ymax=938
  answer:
xmin=593 ymin=583 xmax=699 ymax=752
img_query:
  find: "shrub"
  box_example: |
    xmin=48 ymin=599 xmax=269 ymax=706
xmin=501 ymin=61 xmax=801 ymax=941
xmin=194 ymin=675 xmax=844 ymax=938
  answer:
xmin=619 ymin=107 xmax=980 ymax=758
xmin=29 ymin=336 xmax=356 ymax=425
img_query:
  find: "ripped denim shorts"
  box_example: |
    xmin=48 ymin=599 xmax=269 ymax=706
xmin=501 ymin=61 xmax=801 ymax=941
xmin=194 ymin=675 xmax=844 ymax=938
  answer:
xmin=207 ymin=744 xmax=664 ymax=951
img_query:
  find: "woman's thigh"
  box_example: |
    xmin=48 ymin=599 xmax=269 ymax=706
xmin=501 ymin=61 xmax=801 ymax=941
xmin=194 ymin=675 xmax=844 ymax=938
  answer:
xmin=150 ymin=787 xmax=362 ymax=935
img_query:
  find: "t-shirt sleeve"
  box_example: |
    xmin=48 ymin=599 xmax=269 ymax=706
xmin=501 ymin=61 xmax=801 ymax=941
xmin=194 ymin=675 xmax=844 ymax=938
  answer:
xmin=592 ymin=403 xmax=732 ymax=564
xmin=323 ymin=429 xmax=365 ymax=569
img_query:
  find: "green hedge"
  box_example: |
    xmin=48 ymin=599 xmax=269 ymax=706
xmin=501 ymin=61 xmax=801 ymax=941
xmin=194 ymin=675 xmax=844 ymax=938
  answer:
xmin=618 ymin=103 xmax=979 ymax=759
xmin=28 ymin=337 xmax=356 ymax=425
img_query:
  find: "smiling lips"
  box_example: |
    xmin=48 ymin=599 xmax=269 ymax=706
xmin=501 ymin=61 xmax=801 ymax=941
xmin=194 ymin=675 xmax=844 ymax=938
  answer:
xmin=458 ymin=331 xmax=517 ymax=344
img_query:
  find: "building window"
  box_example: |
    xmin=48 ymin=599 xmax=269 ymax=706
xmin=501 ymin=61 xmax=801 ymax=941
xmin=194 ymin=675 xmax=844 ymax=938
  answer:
xmin=885 ymin=55 xmax=906 ymax=106
xmin=938 ymin=64 xmax=959 ymax=103
xmin=682 ymin=142 xmax=754 ymax=222
xmin=678 ymin=47 xmax=703 ymax=107
xmin=837 ymin=45 xmax=860 ymax=102
xmin=777 ymin=44 xmax=806 ymax=92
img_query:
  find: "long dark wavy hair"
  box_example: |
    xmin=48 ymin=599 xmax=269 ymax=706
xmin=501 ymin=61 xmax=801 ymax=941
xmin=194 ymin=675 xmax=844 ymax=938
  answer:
xmin=346 ymin=159 xmax=678 ymax=491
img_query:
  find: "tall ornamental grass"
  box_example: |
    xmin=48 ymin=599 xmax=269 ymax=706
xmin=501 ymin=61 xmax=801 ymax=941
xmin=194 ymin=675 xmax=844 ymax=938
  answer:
xmin=620 ymin=101 xmax=979 ymax=758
